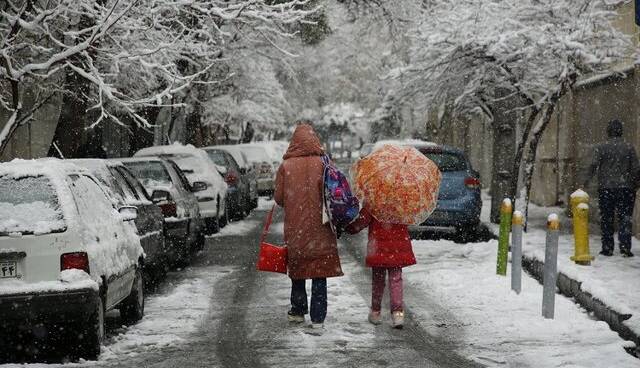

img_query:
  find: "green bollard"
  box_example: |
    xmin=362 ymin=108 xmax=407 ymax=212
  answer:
xmin=497 ymin=198 xmax=513 ymax=276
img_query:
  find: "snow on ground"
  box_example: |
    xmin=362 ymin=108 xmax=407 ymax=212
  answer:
xmin=253 ymin=252 xmax=378 ymax=367
xmin=98 ymin=266 xmax=230 ymax=362
xmin=482 ymin=191 xmax=640 ymax=337
xmin=208 ymin=219 xmax=260 ymax=238
xmin=257 ymin=197 xmax=275 ymax=211
xmin=514 ymin=209 xmax=640 ymax=333
xmin=406 ymin=239 xmax=637 ymax=367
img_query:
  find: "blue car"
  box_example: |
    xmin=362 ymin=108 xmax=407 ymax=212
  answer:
xmin=368 ymin=140 xmax=482 ymax=240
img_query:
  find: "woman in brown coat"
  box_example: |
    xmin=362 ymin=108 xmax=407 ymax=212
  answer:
xmin=274 ymin=123 xmax=343 ymax=327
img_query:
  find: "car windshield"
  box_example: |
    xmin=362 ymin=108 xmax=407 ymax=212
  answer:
xmin=0 ymin=176 xmax=65 ymax=235
xmin=422 ymin=152 xmax=468 ymax=172
xmin=206 ymin=150 xmax=228 ymax=167
xmin=124 ymin=161 xmax=172 ymax=187
xmin=241 ymin=146 xmax=269 ymax=164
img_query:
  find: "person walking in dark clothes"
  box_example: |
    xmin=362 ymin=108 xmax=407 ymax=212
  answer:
xmin=585 ymin=119 xmax=640 ymax=257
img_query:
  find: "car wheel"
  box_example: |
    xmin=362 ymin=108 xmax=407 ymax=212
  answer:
xmin=80 ymin=293 xmax=104 ymax=360
xmin=454 ymin=223 xmax=479 ymax=244
xmin=120 ymin=268 xmax=145 ymax=325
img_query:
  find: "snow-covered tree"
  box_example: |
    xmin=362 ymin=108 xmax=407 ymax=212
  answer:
xmin=0 ymin=0 xmax=316 ymax=156
xmin=394 ymin=0 xmax=631 ymax=221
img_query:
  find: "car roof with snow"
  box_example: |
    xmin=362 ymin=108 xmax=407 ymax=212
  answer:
xmin=0 ymin=158 xmax=90 ymax=178
xmin=372 ymin=139 xmax=463 ymax=155
xmin=204 ymin=145 xmax=247 ymax=167
xmin=134 ymin=144 xmax=227 ymax=194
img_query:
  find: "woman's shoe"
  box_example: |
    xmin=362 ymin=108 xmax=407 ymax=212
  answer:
xmin=368 ymin=310 xmax=382 ymax=325
xmin=391 ymin=311 xmax=404 ymax=329
xmin=305 ymin=322 xmax=325 ymax=335
xmin=288 ymin=310 xmax=305 ymax=323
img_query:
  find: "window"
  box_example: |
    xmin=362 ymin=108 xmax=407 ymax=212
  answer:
xmin=110 ymin=168 xmax=140 ymax=202
xmin=421 ymin=152 xmax=468 ymax=172
xmin=207 ymin=150 xmax=229 ymax=167
xmin=67 ymin=175 xmax=117 ymax=230
xmin=124 ymin=161 xmax=172 ymax=186
xmin=169 ymin=161 xmax=192 ymax=191
xmin=117 ymin=166 xmax=151 ymax=200
xmin=0 ymin=176 xmax=65 ymax=235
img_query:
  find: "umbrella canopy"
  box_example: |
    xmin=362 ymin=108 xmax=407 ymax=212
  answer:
xmin=352 ymin=144 xmax=442 ymax=225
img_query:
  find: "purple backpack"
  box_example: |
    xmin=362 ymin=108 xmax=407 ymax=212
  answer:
xmin=321 ymin=155 xmax=360 ymax=234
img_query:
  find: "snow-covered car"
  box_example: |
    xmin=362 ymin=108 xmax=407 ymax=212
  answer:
xmin=71 ymin=159 xmax=166 ymax=285
xmin=0 ymin=159 xmax=145 ymax=360
xmin=203 ymin=148 xmax=251 ymax=220
xmin=238 ymin=144 xmax=277 ymax=196
xmin=210 ymin=145 xmax=258 ymax=210
xmin=134 ymin=144 xmax=228 ymax=234
xmin=120 ymin=157 xmax=204 ymax=264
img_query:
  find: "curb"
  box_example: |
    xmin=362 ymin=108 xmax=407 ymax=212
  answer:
xmin=522 ymin=255 xmax=639 ymax=357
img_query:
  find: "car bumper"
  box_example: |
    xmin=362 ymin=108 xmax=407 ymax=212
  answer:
xmin=0 ymin=288 xmax=98 ymax=330
xmin=257 ymin=178 xmax=274 ymax=194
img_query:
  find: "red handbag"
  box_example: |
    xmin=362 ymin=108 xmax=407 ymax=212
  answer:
xmin=256 ymin=205 xmax=288 ymax=274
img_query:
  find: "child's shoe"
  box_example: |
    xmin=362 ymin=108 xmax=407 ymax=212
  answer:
xmin=368 ymin=310 xmax=382 ymax=325
xmin=288 ymin=310 xmax=305 ymax=323
xmin=391 ymin=311 xmax=404 ymax=329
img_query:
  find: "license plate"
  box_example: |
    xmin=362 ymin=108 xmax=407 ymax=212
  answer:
xmin=0 ymin=261 xmax=18 ymax=279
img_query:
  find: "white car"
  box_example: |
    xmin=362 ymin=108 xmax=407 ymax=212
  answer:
xmin=0 ymin=159 xmax=145 ymax=360
xmin=238 ymin=144 xmax=277 ymax=196
xmin=134 ymin=144 xmax=228 ymax=234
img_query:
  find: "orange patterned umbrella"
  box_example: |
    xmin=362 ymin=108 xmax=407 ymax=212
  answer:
xmin=352 ymin=144 xmax=442 ymax=225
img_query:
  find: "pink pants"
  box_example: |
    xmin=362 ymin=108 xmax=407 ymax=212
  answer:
xmin=371 ymin=267 xmax=403 ymax=312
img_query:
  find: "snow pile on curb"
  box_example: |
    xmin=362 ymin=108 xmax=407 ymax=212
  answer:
xmin=406 ymin=239 xmax=637 ymax=367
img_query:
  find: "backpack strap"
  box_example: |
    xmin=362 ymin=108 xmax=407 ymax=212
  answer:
xmin=321 ymin=154 xmax=330 ymax=167
xmin=261 ymin=204 xmax=276 ymax=244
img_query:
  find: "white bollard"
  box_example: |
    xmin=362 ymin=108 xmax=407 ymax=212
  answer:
xmin=511 ymin=211 xmax=524 ymax=294
xmin=542 ymin=213 xmax=560 ymax=319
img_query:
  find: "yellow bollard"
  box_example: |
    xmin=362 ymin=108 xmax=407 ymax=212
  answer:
xmin=570 ymin=189 xmax=594 ymax=265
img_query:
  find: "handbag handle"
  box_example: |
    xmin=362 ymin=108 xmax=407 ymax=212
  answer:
xmin=261 ymin=204 xmax=276 ymax=244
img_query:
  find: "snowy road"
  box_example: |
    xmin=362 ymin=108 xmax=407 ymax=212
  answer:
xmin=3 ymin=204 xmax=636 ymax=367
xmin=45 ymin=206 xmax=478 ymax=368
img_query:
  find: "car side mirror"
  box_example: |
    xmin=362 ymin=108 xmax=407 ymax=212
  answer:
xmin=216 ymin=165 xmax=228 ymax=176
xmin=119 ymin=206 xmax=138 ymax=221
xmin=151 ymin=189 xmax=171 ymax=203
xmin=191 ymin=181 xmax=208 ymax=192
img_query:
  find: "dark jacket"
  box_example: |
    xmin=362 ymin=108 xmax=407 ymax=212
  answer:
xmin=274 ymin=124 xmax=343 ymax=280
xmin=586 ymin=137 xmax=640 ymax=190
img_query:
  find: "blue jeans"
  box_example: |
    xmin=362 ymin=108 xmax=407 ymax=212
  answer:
xmin=290 ymin=278 xmax=327 ymax=323
xmin=599 ymin=188 xmax=635 ymax=252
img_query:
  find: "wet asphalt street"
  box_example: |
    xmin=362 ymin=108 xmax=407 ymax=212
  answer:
xmin=85 ymin=207 xmax=483 ymax=368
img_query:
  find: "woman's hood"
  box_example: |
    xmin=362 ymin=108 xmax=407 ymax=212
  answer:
xmin=283 ymin=124 xmax=324 ymax=159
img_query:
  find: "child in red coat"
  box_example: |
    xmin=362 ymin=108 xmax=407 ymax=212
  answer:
xmin=346 ymin=205 xmax=416 ymax=328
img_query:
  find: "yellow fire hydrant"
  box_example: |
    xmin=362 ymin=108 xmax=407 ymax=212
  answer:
xmin=570 ymin=189 xmax=594 ymax=265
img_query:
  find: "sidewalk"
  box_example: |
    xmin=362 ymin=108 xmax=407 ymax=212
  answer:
xmin=483 ymin=193 xmax=640 ymax=357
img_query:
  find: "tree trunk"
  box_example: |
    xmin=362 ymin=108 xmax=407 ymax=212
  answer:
xmin=47 ymin=68 xmax=91 ymax=158
xmin=489 ymin=89 xmax=519 ymax=223
xmin=522 ymin=77 xmax=574 ymax=229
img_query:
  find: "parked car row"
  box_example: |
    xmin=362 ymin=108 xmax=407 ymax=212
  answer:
xmin=0 ymin=142 xmax=274 ymax=361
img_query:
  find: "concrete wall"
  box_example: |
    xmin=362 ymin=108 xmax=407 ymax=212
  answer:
xmin=530 ymin=67 xmax=640 ymax=231
xmin=529 ymin=2 xmax=640 ymax=233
